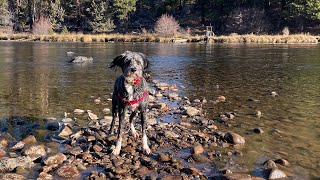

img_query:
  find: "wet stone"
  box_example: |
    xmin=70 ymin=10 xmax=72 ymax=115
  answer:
xmin=189 ymin=154 xmax=211 ymax=163
xmin=183 ymin=106 xmax=200 ymax=117
xmin=192 ymin=143 xmax=204 ymax=154
xmin=224 ymin=132 xmax=245 ymax=145
xmin=93 ymin=144 xmax=103 ymax=152
xmin=43 ymin=153 xmax=67 ymax=166
xmin=56 ymin=165 xmax=80 ymax=178
xmin=38 ymin=172 xmax=53 ymax=180
xmin=0 ymin=173 xmax=24 ymax=180
xmin=0 ymin=156 xmax=35 ymax=172
xmin=22 ymin=144 xmax=46 ymax=157
xmin=268 ymin=168 xmax=287 ymax=179
xmin=263 ymin=160 xmax=278 ymax=169
xmin=58 ymin=125 xmax=73 ymax=137
xmin=274 ymin=159 xmax=290 ymax=166
xmin=253 ymin=127 xmax=264 ymax=134
xmin=158 ymin=153 xmax=170 ymax=162
xmin=74 ymin=109 xmax=85 ymax=114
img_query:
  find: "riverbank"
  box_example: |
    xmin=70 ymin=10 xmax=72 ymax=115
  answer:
xmin=0 ymin=33 xmax=319 ymax=44
xmin=0 ymin=80 xmax=291 ymax=179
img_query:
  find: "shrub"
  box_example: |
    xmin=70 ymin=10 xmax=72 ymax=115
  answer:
xmin=32 ymin=17 xmax=53 ymax=35
xmin=282 ymin=27 xmax=290 ymax=35
xmin=61 ymin=26 xmax=68 ymax=34
xmin=154 ymin=14 xmax=180 ymax=36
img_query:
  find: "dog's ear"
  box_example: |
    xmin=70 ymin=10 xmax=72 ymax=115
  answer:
xmin=109 ymin=55 xmax=125 ymax=68
xmin=138 ymin=53 xmax=149 ymax=69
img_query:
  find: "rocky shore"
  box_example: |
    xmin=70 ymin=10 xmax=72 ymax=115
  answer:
xmin=0 ymin=80 xmax=290 ymax=180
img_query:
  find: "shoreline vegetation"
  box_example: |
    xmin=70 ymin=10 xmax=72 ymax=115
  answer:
xmin=0 ymin=33 xmax=319 ymax=44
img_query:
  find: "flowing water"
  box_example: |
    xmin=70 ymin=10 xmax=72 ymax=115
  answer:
xmin=0 ymin=42 xmax=319 ymax=179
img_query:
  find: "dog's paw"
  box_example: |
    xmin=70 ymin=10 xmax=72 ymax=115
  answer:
xmin=132 ymin=131 xmax=139 ymax=139
xmin=143 ymin=146 xmax=151 ymax=155
xmin=112 ymin=148 xmax=121 ymax=156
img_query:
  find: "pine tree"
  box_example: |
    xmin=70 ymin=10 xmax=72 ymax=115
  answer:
xmin=88 ymin=0 xmax=115 ymax=33
xmin=49 ymin=0 xmax=65 ymax=32
xmin=0 ymin=0 xmax=12 ymax=28
xmin=112 ymin=0 xmax=137 ymax=27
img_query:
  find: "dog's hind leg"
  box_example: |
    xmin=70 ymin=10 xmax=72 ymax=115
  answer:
xmin=129 ymin=111 xmax=139 ymax=139
xmin=140 ymin=110 xmax=151 ymax=155
xmin=112 ymin=106 xmax=127 ymax=156
xmin=109 ymin=106 xmax=118 ymax=134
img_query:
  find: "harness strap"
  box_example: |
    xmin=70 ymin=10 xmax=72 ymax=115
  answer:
xmin=118 ymin=90 xmax=149 ymax=105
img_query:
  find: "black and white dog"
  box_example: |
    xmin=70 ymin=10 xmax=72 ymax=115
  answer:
xmin=109 ymin=51 xmax=151 ymax=155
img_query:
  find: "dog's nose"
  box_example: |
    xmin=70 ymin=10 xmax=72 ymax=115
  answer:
xmin=131 ymin=67 xmax=137 ymax=72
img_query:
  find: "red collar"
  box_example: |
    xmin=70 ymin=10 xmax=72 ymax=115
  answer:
xmin=118 ymin=90 xmax=149 ymax=105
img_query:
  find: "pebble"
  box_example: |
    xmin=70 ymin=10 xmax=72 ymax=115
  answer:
xmin=102 ymin=108 xmax=111 ymax=114
xmin=58 ymin=125 xmax=73 ymax=137
xmin=253 ymin=127 xmax=264 ymax=134
xmin=270 ymin=91 xmax=278 ymax=97
xmin=216 ymin=96 xmax=226 ymax=102
xmin=74 ymin=109 xmax=85 ymax=114
xmin=263 ymin=160 xmax=278 ymax=169
xmin=183 ymin=106 xmax=200 ymax=117
xmin=192 ymin=143 xmax=204 ymax=154
xmin=56 ymin=165 xmax=80 ymax=178
xmin=274 ymin=159 xmax=290 ymax=166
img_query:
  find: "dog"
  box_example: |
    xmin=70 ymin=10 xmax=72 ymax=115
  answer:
xmin=108 ymin=51 xmax=151 ymax=155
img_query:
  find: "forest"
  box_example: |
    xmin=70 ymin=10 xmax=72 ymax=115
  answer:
xmin=0 ymin=0 xmax=319 ymax=35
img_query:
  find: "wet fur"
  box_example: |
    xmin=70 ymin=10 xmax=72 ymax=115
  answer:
xmin=109 ymin=51 xmax=151 ymax=155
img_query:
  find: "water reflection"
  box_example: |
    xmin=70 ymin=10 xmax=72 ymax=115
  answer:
xmin=0 ymin=42 xmax=319 ymax=178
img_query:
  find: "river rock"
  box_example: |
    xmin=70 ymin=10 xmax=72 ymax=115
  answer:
xmin=152 ymin=102 xmax=167 ymax=110
xmin=44 ymin=153 xmax=67 ymax=166
xmin=58 ymin=125 xmax=73 ymax=137
xmin=100 ymin=116 xmax=112 ymax=126
xmin=216 ymin=96 xmax=226 ymax=102
xmin=56 ymin=165 xmax=80 ymax=178
xmin=164 ymin=131 xmax=179 ymax=139
xmin=136 ymin=166 xmax=151 ymax=177
xmin=147 ymin=118 xmax=157 ymax=125
xmin=0 ymin=149 xmax=6 ymax=157
xmin=268 ymin=168 xmax=287 ymax=179
xmin=22 ymin=144 xmax=46 ymax=157
xmin=0 ymin=139 xmax=9 ymax=148
xmin=168 ymin=93 xmax=179 ymax=100
xmin=224 ymin=132 xmax=245 ymax=145
xmin=74 ymin=109 xmax=85 ymax=114
xmin=0 ymin=156 xmax=35 ymax=172
xmin=189 ymin=154 xmax=211 ymax=163
xmin=183 ymin=106 xmax=200 ymax=117
xmin=38 ymin=172 xmax=53 ymax=180
xmin=263 ymin=160 xmax=278 ymax=169
xmin=0 ymin=173 xmax=24 ymax=180
xmin=192 ymin=143 xmax=204 ymax=154
xmin=102 ymin=108 xmax=111 ymax=114
xmin=270 ymin=91 xmax=278 ymax=97
xmin=10 ymin=141 xmax=25 ymax=151
xmin=274 ymin=159 xmax=290 ymax=166
xmin=253 ymin=128 xmax=264 ymax=134
xmin=180 ymin=167 xmax=200 ymax=175
xmin=158 ymin=153 xmax=170 ymax=162
xmin=69 ymin=56 xmax=93 ymax=63
xmin=222 ymin=173 xmax=252 ymax=180
xmin=149 ymin=95 xmax=155 ymax=103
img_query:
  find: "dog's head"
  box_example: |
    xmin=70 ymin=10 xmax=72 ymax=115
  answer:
xmin=109 ymin=51 xmax=149 ymax=84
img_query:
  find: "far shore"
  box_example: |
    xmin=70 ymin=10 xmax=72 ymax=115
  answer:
xmin=0 ymin=33 xmax=319 ymax=44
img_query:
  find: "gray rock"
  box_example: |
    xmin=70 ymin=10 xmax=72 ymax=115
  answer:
xmin=224 ymin=132 xmax=245 ymax=145
xmin=0 ymin=156 xmax=35 ymax=172
xmin=69 ymin=56 xmax=93 ymax=63
xmin=268 ymin=168 xmax=287 ymax=179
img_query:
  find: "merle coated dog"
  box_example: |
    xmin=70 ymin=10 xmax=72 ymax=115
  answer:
xmin=109 ymin=51 xmax=151 ymax=155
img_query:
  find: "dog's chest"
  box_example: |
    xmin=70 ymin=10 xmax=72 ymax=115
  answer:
xmin=125 ymin=83 xmax=134 ymax=101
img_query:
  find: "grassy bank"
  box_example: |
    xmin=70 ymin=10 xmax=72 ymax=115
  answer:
xmin=0 ymin=33 xmax=319 ymax=44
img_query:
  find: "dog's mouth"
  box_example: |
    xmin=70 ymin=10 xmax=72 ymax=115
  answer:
xmin=124 ymin=72 xmax=138 ymax=84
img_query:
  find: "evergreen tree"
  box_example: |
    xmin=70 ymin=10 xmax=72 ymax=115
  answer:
xmin=0 ymin=0 xmax=12 ymax=28
xmin=88 ymin=0 xmax=115 ymax=33
xmin=112 ymin=0 xmax=137 ymax=22
xmin=49 ymin=0 xmax=65 ymax=32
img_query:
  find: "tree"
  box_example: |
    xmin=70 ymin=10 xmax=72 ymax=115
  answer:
xmin=88 ymin=0 xmax=115 ymax=33
xmin=49 ymin=0 xmax=65 ymax=32
xmin=154 ymin=14 xmax=180 ymax=36
xmin=112 ymin=0 xmax=137 ymax=29
xmin=290 ymin=0 xmax=320 ymax=20
xmin=0 ymin=0 xmax=12 ymax=28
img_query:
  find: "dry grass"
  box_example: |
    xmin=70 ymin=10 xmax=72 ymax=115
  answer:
xmin=0 ymin=32 xmax=319 ymax=44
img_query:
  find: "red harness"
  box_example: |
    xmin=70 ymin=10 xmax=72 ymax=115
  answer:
xmin=118 ymin=76 xmax=148 ymax=105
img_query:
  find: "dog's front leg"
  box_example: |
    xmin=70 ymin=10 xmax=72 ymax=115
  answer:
xmin=140 ymin=110 xmax=151 ymax=155
xmin=129 ymin=111 xmax=139 ymax=138
xmin=112 ymin=105 xmax=127 ymax=156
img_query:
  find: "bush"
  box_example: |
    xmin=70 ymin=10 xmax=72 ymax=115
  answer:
xmin=61 ymin=26 xmax=68 ymax=34
xmin=32 ymin=17 xmax=53 ymax=35
xmin=282 ymin=27 xmax=290 ymax=35
xmin=154 ymin=14 xmax=180 ymax=36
